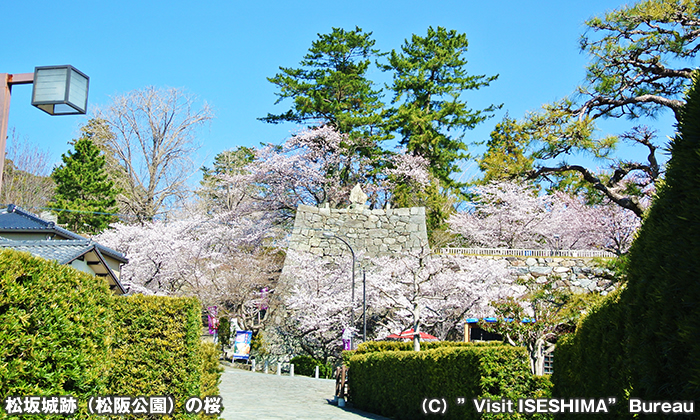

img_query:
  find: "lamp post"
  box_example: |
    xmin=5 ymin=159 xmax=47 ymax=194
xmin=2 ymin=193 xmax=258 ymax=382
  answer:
xmin=0 ymin=65 xmax=90 ymax=193
xmin=323 ymin=232 xmax=357 ymax=348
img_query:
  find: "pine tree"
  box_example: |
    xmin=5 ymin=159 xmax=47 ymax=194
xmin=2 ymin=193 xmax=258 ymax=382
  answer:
xmin=382 ymin=26 xmax=500 ymax=192
xmin=48 ymin=132 xmax=119 ymax=234
xmin=478 ymin=115 xmax=533 ymax=184
xmin=261 ymin=26 xmax=384 ymax=138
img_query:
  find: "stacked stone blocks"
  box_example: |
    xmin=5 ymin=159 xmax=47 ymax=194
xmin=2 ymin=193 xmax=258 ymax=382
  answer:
xmin=288 ymin=204 xmax=429 ymax=259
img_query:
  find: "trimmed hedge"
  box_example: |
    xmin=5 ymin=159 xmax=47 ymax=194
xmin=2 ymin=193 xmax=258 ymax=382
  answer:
xmin=353 ymin=340 xmax=504 ymax=354
xmin=0 ymin=249 xmax=113 ymax=419
xmin=622 ymin=73 xmax=700 ymax=402
xmin=348 ymin=344 xmax=552 ymax=420
xmin=200 ymin=342 xmax=224 ymax=397
xmin=289 ymin=355 xmax=333 ymax=378
xmin=551 ymin=288 xmax=630 ymax=418
xmin=551 ymin=75 xmax=700 ymax=412
xmin=110 ymin=295 xmax=204 ymax=418
xmin=0 ymin=250 xmax=222 ymax=419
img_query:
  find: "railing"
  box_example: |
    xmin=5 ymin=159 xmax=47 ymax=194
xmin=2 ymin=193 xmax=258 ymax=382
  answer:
xmin=440 ymin=247 xmax=616 ymax=258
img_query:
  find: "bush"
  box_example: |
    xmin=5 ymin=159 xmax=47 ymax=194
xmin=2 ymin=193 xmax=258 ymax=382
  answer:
xmin=0 ymin=249 xmax=113 ymax=419
xmin=0 ymin=251 xmax=222 ymax=419
xmin=199 ymin=342 xmax=224 ymax=396
xmin=348 ymin=344 xmax=552 ymax=420
xmin=622 ymin=73 xmax=700 ymax=401
xmin=289 ymin=355 xmax=333 ymax=378
xmin=353 ymin=340 xmax=503 ymax=354
xmin=109 ymin=295 xmax=204 ymax=419
xmin=218 ymin=317 xmax=230 ymax=349
xmin=551 ymin=75 xmax=700 ymax=411
xmin=551 ymin=288 xmax=629 ymax=418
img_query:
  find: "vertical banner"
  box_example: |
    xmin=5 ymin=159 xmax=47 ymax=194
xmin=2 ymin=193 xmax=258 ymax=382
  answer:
xmin=232 ymin=330 xmax=253 ymax=360
xmin=342 ymin=327 xmax=352 ymax=351
xmin=207 ymin=306 xmax=218 ymax=335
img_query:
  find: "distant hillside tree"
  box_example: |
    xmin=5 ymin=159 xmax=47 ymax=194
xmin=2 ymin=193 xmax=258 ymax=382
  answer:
xmin=0 ymin=130 xmax=54 ymax=210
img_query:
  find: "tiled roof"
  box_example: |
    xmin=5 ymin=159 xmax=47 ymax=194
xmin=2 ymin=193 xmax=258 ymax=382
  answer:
xmin=0 ymin=205 xmax=127 ymax=263
xmin=0 ymin=239 xmax=96 ymax=265
xmin=0 ymin=204 xmax=82 ymax=239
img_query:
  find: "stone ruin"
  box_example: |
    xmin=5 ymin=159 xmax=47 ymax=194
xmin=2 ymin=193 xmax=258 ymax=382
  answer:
xmin=286 ymin=185 xmax=429 ymax=260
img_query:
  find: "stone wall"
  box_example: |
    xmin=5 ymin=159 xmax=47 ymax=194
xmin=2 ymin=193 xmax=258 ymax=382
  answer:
xmin=284 ymin=201 xmax=616 ymax=295
xmin=287 ymin=204 xmax=429 ymax=259
xmin=478 ymin=255 xmax=617 ymax=295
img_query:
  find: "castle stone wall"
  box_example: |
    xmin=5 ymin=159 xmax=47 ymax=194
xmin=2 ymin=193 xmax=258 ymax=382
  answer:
xmin=287 ymin=204 xmax=429 ymax=259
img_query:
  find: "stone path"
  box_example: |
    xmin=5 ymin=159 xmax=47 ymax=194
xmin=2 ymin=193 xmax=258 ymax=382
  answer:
xmin=218 ymin=366 xmax=390 ymax=420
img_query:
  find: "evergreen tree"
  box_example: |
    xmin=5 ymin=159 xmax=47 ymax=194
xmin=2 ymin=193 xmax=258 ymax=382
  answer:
xmin=478 ymin=115 xmax=533 ymax=184
xmin=382 ymin=26 xmax=500 ymax=192
xmin=48 ymin=131 xmax=119 ymax=234
xmin=261 ymin=26 xmax=385 ymax=138
xmin=261 ymin=26 xmax=389 ymax=192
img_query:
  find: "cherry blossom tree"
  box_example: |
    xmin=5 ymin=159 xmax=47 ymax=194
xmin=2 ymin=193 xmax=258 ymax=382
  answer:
xmin=448 ymin=181 xmax=640 ymax=253
xmin=370 ymin=250 xmax=520 ymax=350
xmin=280 ymin=249 xmax=520 ymax=357
xmin=97 ymin=211 xmax=280 ymax=329
xmin=210 ymin=126 xmax=430 ymax=216
xmin=483 ymin=280 xmax=605 ymax=375
xmin=278 ymin=251 xmax=355 ymax=362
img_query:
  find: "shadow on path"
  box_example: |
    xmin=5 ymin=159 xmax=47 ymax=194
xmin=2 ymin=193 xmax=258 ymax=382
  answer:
xmin=218 ymin=365 xmax=391 ymax=420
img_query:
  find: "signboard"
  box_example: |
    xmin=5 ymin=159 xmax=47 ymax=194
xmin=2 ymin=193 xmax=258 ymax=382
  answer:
xmin=232 ymin=330 xmax=253 ymax=360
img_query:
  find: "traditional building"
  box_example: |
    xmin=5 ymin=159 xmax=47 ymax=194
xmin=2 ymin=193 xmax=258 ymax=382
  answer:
xmin=0 ymin=204 xmax=127 ymax=294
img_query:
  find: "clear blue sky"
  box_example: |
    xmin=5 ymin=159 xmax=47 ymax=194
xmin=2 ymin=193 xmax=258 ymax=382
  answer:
xmin=1 ymin=0 xmax=678 ymax=184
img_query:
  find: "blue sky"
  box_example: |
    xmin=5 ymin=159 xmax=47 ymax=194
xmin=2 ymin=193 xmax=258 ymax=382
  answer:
xmin=1 ymin=0 xmax=679 ymax=184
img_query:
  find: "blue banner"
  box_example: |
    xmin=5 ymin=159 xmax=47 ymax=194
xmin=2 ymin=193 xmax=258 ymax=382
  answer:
xmin=232 ymin=330 xmax=253 ymax=360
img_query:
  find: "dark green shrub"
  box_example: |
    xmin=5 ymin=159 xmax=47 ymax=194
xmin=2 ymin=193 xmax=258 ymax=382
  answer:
xmin=0 ymin=249 xmax=113 ymax=419
xmin=551 ymin=288 xmax=629 ymax=418
xmin=622 ymin=73 xmax=700 ymax=401
xmin=110 ymin=295 xmax=203 ymax=419
xmin=348 ymin=344 xmax=552 ymax=420
xmin=552 ymin=74 xmax=700 ymax=412
xmin=218 ymin=316 xmax=230 ymax=349
xmin=289 ymin=355 xmax=333 ymax=378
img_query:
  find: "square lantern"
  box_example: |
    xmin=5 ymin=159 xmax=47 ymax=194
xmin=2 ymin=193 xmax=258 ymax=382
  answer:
xmin=31 ymin=65 xmax=89 ymax=115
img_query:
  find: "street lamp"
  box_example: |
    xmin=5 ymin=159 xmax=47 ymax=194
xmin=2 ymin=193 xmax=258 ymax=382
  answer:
xmin=323 ymin=232 xmax=358 ymax=348
xmin=0 ymin=65 xmax=90 ymax=193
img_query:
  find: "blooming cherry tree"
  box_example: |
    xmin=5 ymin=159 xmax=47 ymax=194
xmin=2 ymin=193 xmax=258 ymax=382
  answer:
xmin=97 ymin=211 xmax=279 ymax=329
xmin=370 ymin=250 xmax=520 ymax=350
xmin=281 ymin=249 xmax=520 ymax=356
xmin=448 ymin=181 xmax=640 ymax=253
xmin=211 ymin=127 xmax=431 ymax=216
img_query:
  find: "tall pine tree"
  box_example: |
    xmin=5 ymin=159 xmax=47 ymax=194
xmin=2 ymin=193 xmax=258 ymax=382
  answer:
xmin=383 ymin=26 xmax=500 ymax=192
xmin=48 ymin=129 xmax=119 ymax=235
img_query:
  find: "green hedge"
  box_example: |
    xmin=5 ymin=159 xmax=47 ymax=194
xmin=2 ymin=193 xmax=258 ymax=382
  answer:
xmin=200 ymin=342 xmax=224 ymax=397
xmin=0 ymin=249 xmax=113 ymax=419
xmin=551 ymin=75 xmax=700 ymax=412
xmin=0 ymin=250 xmax=222 ymax=419
xmin=621 ymin=73 xmax=700 ymax=402
xmin=348 ymin=344 xmax=552 ymax=420
xmin=353 ymin=340 xmax=503 ymax=354
xmin=110 ymin=295 xmax=204 ymax=419
xmin=343 ymin=340 xmax=504 ymax=364
xmin=289 ymin=355 xmax=333 ymax=378
xmin=551 ymin=288 xmax=630 ymax=418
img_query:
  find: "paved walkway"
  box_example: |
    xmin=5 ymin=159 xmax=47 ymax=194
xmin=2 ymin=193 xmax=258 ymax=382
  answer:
xmin=218 ymin=365 xmax=391 ymax=420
